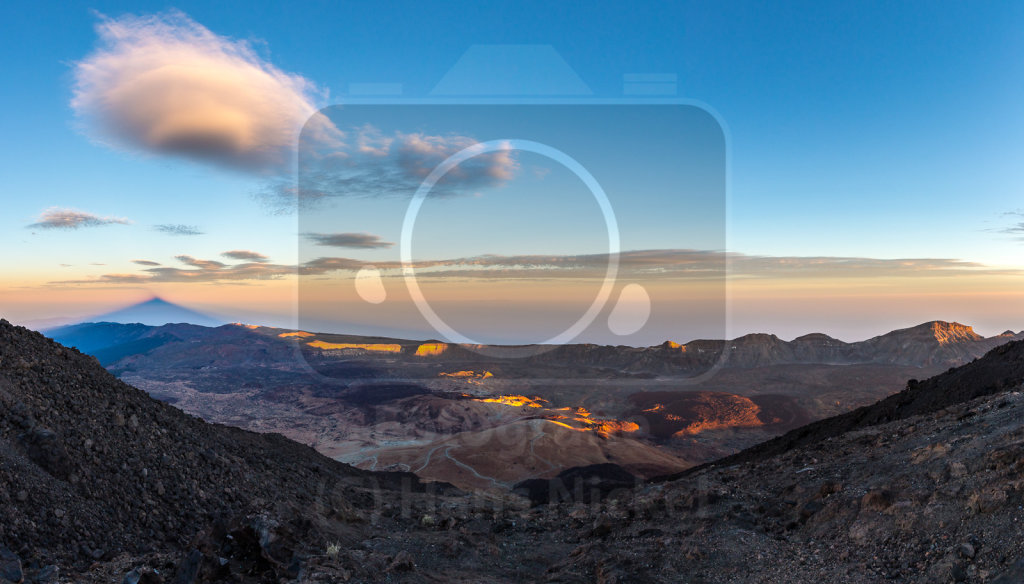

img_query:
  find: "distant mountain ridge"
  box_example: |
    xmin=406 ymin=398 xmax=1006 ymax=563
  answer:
xmin=669 ymin=320 xmax=1019 ymax=369
xmin=520 ymin=320 xmax=1021 ymax=372
xmin=46 ymin=319 xmax=1022 ymax=374
xmin=44 ymin=295 xmax=1019 ymax=371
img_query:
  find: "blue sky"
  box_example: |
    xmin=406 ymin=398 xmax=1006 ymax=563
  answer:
xmin=1 ymin=1 xmax=1022 ymax=340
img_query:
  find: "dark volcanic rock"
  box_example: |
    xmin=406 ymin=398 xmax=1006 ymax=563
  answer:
xmin=514 ymin=463 xmax=639 ymax=506
xmin=15 ymin=427 xmax=72 ymax=480
xmin=0 ymin=318 xmax=449 ymax=579
xmin=991 ymin=558 xmax=1024 ymax=583
xmin=0 ymin=546 xmax=22 ymax=583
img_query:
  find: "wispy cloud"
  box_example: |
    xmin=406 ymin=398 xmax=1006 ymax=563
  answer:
xmin=998 ymin=222 xmax=1024 ymax=235
xmin=72 ymin=10 xmax=340 ymax=173
xmin=154 ymin=224 xmax=204 ymax=236
xmin=132 ymin=259 xmax=161 ymax=266
xmin=305 ymin=232 xmax=394 ymax=249
xmin=299 ymin=257 xmax=366 ymax=274
xmin=28 ymin=207 xmax=130 ymax=230
xmin=83 ymin=261 xmax=295 ymax=284
xmin=258 ymin=126 xmax=519 ymax=212
xmin=175 ymin=255 xmax=226 ymax=270
xmin=222 ymin=250 xmax=269 ymax=262
xmin=985 ymin=211 xmax=1024 ymax=242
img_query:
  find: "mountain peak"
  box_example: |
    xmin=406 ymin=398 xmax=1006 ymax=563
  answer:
xmin=886 ymin=321 xmax=982 ymax=345
xmin=141 ymin=296 xmax=173 ymax=305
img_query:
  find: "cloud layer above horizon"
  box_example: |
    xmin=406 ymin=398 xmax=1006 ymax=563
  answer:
xmin=48 ymin=249 xmax=1023 ymax=286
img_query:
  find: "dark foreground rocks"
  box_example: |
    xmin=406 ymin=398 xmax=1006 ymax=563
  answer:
xmin=4 ymin=316 xmax=1024 ymax=582
xmin=0 ymin=319 xmax=462 ymax=582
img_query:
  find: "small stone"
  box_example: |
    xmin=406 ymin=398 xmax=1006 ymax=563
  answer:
xmin=175 ymin=549 xmax=202 ymax=584
xmin=800 ymin=500 xmax=824 ymax=520
xmin=54 ymin=508 xmax=65 ymax=518
xmin=960 ymin=542 xmax=976 ymax=559
xmin=0 ymin=546 xmax=23 ymax=584
xmin=861 ymin=489 xmax=893 ymax=512
xmin=388 ymin=551 xmax=415 ymax=572
xmin=590 ymin=515 xmax=613 ymax=538
xmin=37 ymin=565 xmax=59 ymax=584
xmin=949 ymin=461 xmax=968 ymax=478
xmin=420 ymin=514 xmax=435 ymax=527
xmin=15 ymin=490 xmax=27 ymax=502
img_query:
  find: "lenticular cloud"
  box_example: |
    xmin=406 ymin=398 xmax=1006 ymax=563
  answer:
xmin=72 ymin=11 xmax=341 ymax=173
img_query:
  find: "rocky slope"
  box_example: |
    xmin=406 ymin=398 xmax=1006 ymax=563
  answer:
xmin=510 ymin=360 xmax=1024 ymax=583
xmin=0 ymin=319 xmax=457 ymax=582
xmin=377 ymin=340 xmax=1024 ymax=582
xmin=672 ymin=336 xmax=1024 ymax=476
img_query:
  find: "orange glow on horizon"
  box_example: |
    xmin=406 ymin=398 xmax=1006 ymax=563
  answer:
xmin=4 ymin=262 xmax=1023 ymax=341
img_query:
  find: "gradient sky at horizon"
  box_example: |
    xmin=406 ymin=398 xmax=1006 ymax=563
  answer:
xmin=0 ymin=0 xmax=1022 ymax=342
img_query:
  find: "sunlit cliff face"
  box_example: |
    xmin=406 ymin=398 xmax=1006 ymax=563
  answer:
xmin=669 ymin=408 xmax=762 ymax=437
xmin=305 ymin=340 xmax=403 ymax=353
xmin=278 ymin=331 xmax=315 ymax=338
xmin=414 ymin=343 xmax=448 ymax=356
xmin=631 ymin=391 xmax=769 ymax=438
xmin=439 ymin=370 xmax=493 ymax=385
xmin=439 ymin=370 xmax=493 ymax=378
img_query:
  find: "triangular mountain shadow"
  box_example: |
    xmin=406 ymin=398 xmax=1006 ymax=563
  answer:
xmin=77 ymin=296 xmax=223 ymax=327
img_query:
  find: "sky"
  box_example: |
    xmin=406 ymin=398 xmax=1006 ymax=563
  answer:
xmin=0 ymin=0 xmax=1022 ymax=343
